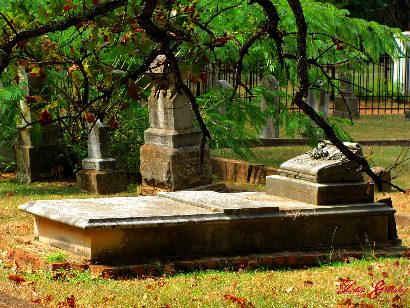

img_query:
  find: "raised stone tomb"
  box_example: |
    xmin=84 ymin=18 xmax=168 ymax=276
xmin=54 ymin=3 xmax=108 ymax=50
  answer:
xmin=19 ymin=190 xmax=396 ymax=262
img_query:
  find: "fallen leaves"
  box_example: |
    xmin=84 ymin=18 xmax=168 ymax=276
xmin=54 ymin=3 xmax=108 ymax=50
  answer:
xmin=223 ymin=294 xmax=246 ymax=307
xmin=8 ymin=274 xmax=26 ymax=284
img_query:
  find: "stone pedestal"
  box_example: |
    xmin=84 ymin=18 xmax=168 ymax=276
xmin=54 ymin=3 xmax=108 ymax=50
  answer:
xmin=76 ymin=169 xmax=127 ymax=195
xmin=139 ymin=85 xmax=212 ymax=195
xmin=333 ymin=73 xmax=360 ymax=119
xmin=267 ymin=141 xmax=372 ymax=205
xmin=76 ymin=121 xmax=126 ymax=194
xmin=14 ymin=124 xmax=63 ymax=183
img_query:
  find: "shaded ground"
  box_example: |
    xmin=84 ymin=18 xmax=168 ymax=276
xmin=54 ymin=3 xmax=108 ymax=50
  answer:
xmin=0 ymin=292 xmax=44 ymax=307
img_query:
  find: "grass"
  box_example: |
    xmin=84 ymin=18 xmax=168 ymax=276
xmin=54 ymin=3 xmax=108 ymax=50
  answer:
xmin=212 ymin=145 xmax=410 ymax=189
xmin=1 ymin=256 xmax=410 ymax=307
xmin=275 ymin=114 xmax=410 ymax=140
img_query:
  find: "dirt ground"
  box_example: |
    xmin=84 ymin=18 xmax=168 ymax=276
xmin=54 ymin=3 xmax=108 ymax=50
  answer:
xmin=0 ymin=292 xmax=45 ymax=307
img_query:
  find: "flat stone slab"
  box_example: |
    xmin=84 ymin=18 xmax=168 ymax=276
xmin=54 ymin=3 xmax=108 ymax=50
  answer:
xmin=159 ymin=191 xmax=279 ymax=214
xmin=19 ymin=192 xmax=397 ymax=262
xmin=19 ymin=197 xmax=216 ymax=229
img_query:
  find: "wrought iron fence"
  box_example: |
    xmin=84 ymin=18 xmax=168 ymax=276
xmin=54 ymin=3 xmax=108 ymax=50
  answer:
xmin=192 ymin=55 xmax=410 ymax=114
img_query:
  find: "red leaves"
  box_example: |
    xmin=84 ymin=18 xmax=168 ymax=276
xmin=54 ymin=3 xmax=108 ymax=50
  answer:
xmin=8 ymin=274 xmax=25 ymax=284
xmin=224 ymin=294 xmax=245 ymax=307
xmin=24 ymin=95 xmax=38 ymax=104
xmin=92 ymin=0 xmax=100 ymax=4
xmin=85 ymin=113 xmax=95 ymax=123
xmin=63 ymin=5 xmax=71 ymax=12
xmin=38 ymin=110 xmax=53 ymax=125
xmin=58 ymin=295 xmax=76 ymax=307
xmin=107 ymin=117 xmax=119 ymax=129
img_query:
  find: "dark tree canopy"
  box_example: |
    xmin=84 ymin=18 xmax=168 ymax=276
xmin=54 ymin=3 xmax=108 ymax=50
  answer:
xmin=0 ymin=0 xmax=405 ymax=190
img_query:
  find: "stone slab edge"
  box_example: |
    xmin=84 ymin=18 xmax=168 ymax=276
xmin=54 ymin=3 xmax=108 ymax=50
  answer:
xmin=19 ymin=196 xmax=394 ymax=230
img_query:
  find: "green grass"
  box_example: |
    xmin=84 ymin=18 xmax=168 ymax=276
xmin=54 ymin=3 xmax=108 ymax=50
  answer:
xmin=212 ymin=145 xmax=410 ymax=189
xmin=273 ymin=114 xmax=410 ymax=140
xmin=1 ymin=257 xmax=410 ymax=307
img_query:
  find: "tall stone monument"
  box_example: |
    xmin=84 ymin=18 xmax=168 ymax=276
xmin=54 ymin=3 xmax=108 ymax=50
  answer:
xmin=76 ymin=120 xmax=127 ymax=194
xmin=259 ymin=75 xmax=280 ymax=139
xmin=13 ymin=66 xmax=63 ymax=182
xmin=138 ymin=57 xmax=212 ymax=195
xmin=333 ymin=73 xmax=360 ymax=119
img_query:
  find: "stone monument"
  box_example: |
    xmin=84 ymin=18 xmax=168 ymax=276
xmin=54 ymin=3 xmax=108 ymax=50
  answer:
xmin=259 ymin=75 xmax=280 ymax=139
xmin=333 ymin=72 xmax=360 ymax=119
xmin=138 ymin=56 xmax=212 ymax=195
xmin=13 ymin=66 xmax=63 ymax=182
xmin=266 ymin=141 xmax=373 ymax=205
xmin=76 ymin=120 xmax=127 ymax=194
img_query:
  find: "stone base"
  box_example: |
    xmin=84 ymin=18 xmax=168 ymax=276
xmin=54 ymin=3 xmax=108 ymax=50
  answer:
xmin=266 ymin=175 xmax=374 ymax=205
xmin=333 ymin=96 xmax=360 ymax=119
xmin=76 ymin=169 xmax=127 ymax=194
xmin=140 ymin=144 xmax=212 ymax=192
xmin=19 ymin=191 xmax=397 ymax=263
xmin=13 ymin=143 xmax=64 ymax=183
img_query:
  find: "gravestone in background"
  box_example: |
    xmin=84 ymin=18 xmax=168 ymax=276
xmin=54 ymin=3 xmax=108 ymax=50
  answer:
xmin=13 ymin=66 xmax=64 ymax=182
xmin=77 ymin=120 xmax=127 ymax=194
xmin=333 ymin=73 xmax=360 ymax=119
xmin=259 ymin=75 xmax=279 ymax=139
xmin=139 ymin=64 xmax=212 ymax=195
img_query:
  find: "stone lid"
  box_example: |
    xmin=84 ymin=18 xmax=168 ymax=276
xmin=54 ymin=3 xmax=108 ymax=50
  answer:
xmin=279 ymin=141 xmax=364 ymax=183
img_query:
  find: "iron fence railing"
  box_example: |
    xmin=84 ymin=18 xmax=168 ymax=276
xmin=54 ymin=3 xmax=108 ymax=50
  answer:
xmin=191 ymin=55 xmax=410 ymax=114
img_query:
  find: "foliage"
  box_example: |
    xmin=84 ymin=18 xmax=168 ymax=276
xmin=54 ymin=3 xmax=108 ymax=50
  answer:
xmin=0 ymin=0 xmax=405 ymax=176
xmin=45 ymin=251 xmax=67 ymax=263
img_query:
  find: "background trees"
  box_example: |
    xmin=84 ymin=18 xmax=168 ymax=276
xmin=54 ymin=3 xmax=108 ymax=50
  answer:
xmin=0 ymin=0 xmax=404 ymax=188
xmin=321 ymin=0 xmax=410 ymax=31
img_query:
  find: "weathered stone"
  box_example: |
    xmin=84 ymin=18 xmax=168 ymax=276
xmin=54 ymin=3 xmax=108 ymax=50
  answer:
xmin=14 ymin=143 xmax=64 ymax=183
xmin=77 ymin=120 xmax=126 ymax=194
xmin=87 ymin=120 xmax=111 ymax=159
xmin=363 ymin=167 xmax=391 ymax=193
xmin=405 ymin=111 xmax=410 ymax=119
xmin=140 ymin=81 xmax=212 ymax=192
xmin=259 ymin=75 xmax=279 ymax=139
xmin=278 ymin=141 xmax=364 ymax=183
xmin=19 ymin=193 xmax=395 ymax=262
xmin=266 ymin=141 xmax=375 ymax=205
xmin=266 ymin=175 xmax=374 ymax=205
xmin=76 ymin=169 xmax=127 ymax=195
xmin=140 ymin=144 xmax=212 ymax=192
xmin=81 ymin=158 xmax=117 ymax=171
xmin=333 ymin=73 xmax=360 ymax=119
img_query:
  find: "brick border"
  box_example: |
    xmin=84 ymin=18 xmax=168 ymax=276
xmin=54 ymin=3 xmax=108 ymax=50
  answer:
xmin=4 ymin=243 xmax=410 ymax=279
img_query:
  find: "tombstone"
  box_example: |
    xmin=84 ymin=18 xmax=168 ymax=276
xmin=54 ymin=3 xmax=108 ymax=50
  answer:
xmin=307 ymin=81 xmax=329 ymax=119
xmin=138 ymin=56 xmax=212 ymax=195
xmin=266 ymin=141 xmax=373 ymax=205
xmin=76 ymin=120 xmax=127 ymax=194
xmin=12 ymin=66 xmax=64 ymax=182
xmin=213 ymin=80 xmax=231 ymax=115
xmin=259 ymin=75 xmax=280 ymax=139
xmin=405 ymin=111 xmax=410 ymax=120
xmin=333 ymin=72 xmax=360 ymax=119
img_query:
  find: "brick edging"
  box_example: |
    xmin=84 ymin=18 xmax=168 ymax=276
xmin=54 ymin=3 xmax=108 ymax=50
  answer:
xmin=4 ymin=244 xmax=409 ymax=279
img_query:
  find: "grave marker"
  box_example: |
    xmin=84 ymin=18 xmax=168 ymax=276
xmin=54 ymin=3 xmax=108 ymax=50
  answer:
xmin=76 ymin=120 xmax=127 ymax=194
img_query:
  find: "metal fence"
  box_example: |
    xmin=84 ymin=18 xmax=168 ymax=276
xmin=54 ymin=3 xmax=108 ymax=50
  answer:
xmin=192 ymin=55 xmax=410 ymax=114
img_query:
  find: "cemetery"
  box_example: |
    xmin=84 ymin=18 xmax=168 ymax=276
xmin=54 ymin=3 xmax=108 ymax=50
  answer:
xmin=1 ymin=0 xmax=410 ymax=307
